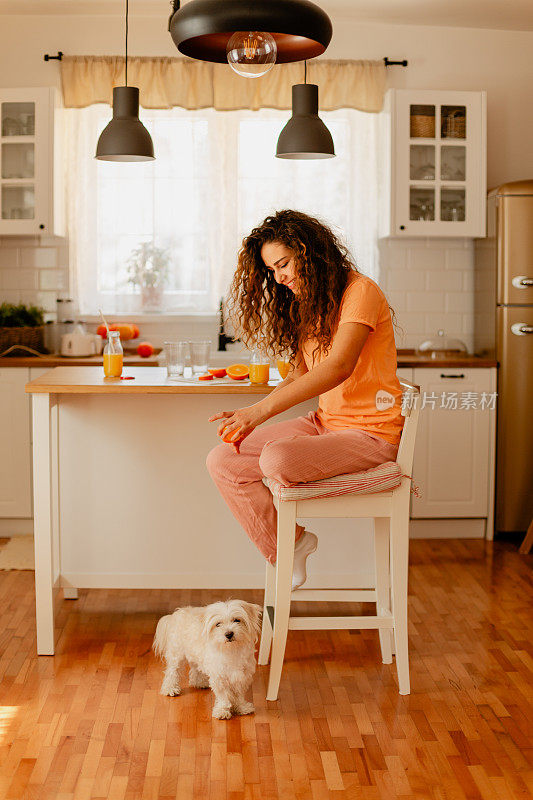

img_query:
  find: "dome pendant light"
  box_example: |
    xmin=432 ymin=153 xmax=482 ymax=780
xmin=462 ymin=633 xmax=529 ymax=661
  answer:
xmin=276 ymin=64 xmax=335 ymax=159
xmin=96 ymin=0 xmax=154 ymax=161
xmin=168 ymin=0 xmax=332 ymax=66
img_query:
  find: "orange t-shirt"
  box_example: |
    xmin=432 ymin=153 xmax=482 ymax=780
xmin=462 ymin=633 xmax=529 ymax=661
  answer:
xmin=301 ymin=273 xmax=404 ymax=446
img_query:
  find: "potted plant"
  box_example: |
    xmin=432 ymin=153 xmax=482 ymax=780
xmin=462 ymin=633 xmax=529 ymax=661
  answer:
xmin=126 ymin=242 xmax=170 ymax=312
xmin=0 ymin=302 xmax=45 ymax=355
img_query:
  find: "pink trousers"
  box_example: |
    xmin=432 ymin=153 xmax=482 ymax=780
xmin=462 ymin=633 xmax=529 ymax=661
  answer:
xmin=206 ymin=410 xmax=399 ymax=564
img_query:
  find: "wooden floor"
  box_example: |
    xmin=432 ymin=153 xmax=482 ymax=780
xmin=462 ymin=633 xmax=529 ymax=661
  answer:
xmin=0 ymin=538 xmax=532 ymax=800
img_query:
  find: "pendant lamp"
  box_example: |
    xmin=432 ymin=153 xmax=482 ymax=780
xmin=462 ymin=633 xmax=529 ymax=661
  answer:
xmin=96 ymin=0 xmax=154 ymax=161
xmin=276 ymin=66 xmax=334 ymax=159
xmin=168 ymin=0 xmax=332 ymax=65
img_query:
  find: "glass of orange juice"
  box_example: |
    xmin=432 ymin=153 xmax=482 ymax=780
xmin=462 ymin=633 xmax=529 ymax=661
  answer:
xmin=276 ymin=352 xmax=291 ymax=379
xmin=103 ymin=330 xmax=123 ymax=378
xmin=249 ymin=350 xmax=270 ymax=385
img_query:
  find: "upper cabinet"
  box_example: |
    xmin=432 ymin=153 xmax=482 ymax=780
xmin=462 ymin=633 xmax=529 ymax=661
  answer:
xmin=0 ymin=87 xmax=64 ymax=236
xmin=381 ymin=89 xmax=487 ymax=238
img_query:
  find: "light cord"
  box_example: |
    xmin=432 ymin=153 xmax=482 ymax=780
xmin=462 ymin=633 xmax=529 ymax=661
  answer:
xmin=125 ymin=0 xmax=128 ymax=86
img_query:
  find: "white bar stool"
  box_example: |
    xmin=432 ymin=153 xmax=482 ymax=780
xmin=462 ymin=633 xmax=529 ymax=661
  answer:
xmin=258 ymin=379 xmax=420 ymax=700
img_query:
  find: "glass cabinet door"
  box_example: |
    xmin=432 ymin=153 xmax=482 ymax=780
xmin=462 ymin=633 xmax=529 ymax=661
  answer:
xmin=408 ymin=102 xmax=468 ymax=227
xmin=0 ymin=101 xmax=36 ymax=223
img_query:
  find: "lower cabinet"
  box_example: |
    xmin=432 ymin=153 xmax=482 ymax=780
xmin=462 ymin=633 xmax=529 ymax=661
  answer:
xmin=0 ymin=368 xmax=31 ymax=516
xmin=410 ymin=367 xmax=496 ymax=519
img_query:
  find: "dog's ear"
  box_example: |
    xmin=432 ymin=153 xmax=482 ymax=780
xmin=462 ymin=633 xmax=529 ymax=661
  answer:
xmin=201 ymin=607 xmax=219 ymax=640
xmin=244 ymin=602 xmax=262 ymax=644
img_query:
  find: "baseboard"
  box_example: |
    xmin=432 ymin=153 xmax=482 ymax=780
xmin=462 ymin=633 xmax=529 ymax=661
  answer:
xmin=0 ymin=518 xmax=34 ymax=536
xmin=409 ymin=518 xmax=485 ymax=539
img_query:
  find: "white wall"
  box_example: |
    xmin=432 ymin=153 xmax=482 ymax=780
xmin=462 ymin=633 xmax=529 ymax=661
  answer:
xmin=1 ymin=11 xmax=531 ymax=351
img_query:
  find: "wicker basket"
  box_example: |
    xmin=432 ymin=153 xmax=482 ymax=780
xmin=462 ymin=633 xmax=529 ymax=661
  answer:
xmin=0 ymin=325 xmax=45 ymax=355
xmin=410 ymin=114 xmax=435 ymax=138
xmin=442 ymin=110 xmax=466 ymax=139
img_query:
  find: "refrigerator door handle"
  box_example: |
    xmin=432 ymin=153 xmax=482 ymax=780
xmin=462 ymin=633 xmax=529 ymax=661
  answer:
xmin=511 ymin=323 xmax=533 ymax=335
xmin=512 ymin=275 xmax=533 ymax=288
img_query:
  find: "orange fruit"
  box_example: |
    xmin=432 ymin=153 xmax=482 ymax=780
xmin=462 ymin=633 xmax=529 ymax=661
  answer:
xmin=198 ymin=373 xmax=214 ymax=381
xmin=131 ymin=324 xmax=140 ymax=339
xmin=226 ymin=363 xmax=249 ymax=380
xmin=208 ymin=368 xmax=227 ymax=378
xmin=96 ymin=324 xmax=108 ymax=339
xmin=136 ymin=341 xmax=154 ymax=358
xmin=110 ymin=323 xmax=135 ymax=341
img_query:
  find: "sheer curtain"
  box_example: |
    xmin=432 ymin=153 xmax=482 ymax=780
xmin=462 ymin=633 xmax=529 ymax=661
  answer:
xmin=62 ymin=104 xmax=385 ymax=315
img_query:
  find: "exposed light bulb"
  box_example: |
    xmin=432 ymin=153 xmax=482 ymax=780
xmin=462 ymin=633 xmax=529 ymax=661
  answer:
xmin=226 ymin=31 xmax=277 ymax=78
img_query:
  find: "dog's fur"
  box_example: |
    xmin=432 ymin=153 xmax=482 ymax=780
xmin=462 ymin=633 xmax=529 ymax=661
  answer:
xmin=153 ymin=599 xmax=262 ymax=719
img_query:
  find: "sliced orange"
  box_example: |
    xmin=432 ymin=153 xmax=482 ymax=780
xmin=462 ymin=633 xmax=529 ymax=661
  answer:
xmin=226 ymin=363 xmax=249 ymax=380
xmin=208 ymin=368 xmax=227 ymax=378
xmin=198 ymin=373 xmax=214 ymax=381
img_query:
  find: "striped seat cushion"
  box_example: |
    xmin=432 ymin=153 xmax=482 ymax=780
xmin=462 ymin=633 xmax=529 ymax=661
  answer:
xmin=262 ymin=461 xmax=403 ymax=501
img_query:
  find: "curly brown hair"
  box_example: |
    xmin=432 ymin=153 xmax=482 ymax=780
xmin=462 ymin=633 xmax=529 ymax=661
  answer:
xmin=227 ymin=209 xmax=400 ymax=363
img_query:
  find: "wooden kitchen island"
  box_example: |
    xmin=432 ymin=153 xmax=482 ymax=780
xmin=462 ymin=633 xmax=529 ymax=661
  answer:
xmin=26 ymin=366 xmax=380 ymax=655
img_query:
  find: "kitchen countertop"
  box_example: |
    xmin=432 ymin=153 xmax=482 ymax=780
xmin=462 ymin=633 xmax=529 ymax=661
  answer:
xmin=25 ymin=366 xmax=283 ymax=394
xmin=7 ymin=350 xmax=497 ymax=368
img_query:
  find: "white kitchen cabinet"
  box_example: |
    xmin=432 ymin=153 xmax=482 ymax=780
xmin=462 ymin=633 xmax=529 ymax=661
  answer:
xmin=411 ymin=367 xmax=496 ymax=525
xmin=381 ymin=89 xmax=486 ymax=238
xmin=0 ymin=368 xmax=32 ymax=516
xmin=0 ymin=88 xmax=64 ymax=236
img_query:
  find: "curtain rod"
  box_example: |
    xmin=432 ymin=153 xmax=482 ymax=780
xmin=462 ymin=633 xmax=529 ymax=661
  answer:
xmin=44 ymin=52 xmax=408 ymax=67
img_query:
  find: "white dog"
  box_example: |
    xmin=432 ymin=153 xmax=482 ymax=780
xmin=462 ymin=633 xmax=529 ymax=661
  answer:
xmin=153 ymin=599 xmax=262 ymax=719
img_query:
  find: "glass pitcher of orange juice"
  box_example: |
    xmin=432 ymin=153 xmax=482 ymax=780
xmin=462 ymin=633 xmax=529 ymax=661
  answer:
xmin=276 ymin=351 xmax=291 ymax=379
xmin=249 ymin=350 xmax=270 ymax=385
xmin=103 ymin=330 xmax=123 ymax=377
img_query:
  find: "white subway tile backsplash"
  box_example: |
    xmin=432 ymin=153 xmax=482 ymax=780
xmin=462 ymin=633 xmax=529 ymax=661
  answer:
xmin=426 ymin=269 xmax=463 ymax=292
xmin=1 ymin=269 xmax=38 ymax=291
xmin=39 ymin=269 xmax=67 ymax=291
xmin=424 ymin=312 xmax=463 ymax=334
xmin=1 ymin=290 xmax=20 ymax=303
xmin=387 ymin=269 xmax=427 ymax=291
xmin=445 ymin=292 xmax=473 ymax=313
xmin=35 ymin=291 xmax=59 ymax=312
xmin=445 ymin=246 xmax=473 ymax=270
xmin=409 ymin=247 xmax=446 ymax=271
xmin=19 ymin=247 xmax=58 ymax=269
xmin=0 ymin=248 xmax=19 ymax=269
xmin=379 ymin=236 xmax=476 ymax=351
xmin=406 ymin=291 xmax=445 ymax=313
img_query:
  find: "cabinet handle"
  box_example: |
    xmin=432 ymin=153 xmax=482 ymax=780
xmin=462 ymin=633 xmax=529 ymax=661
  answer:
xmin=440 ymin=373 xmax=465 ymax=379
xmin=399 ymin=225 xmax=406 ymax=230
xmin=39 ymin=224 xmax=45 ymax=230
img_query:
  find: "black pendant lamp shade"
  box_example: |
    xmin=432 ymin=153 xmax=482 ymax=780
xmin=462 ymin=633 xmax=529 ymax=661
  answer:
xmin=96 ymin=87 xmax=154 ymax=162
xmin=169 ymin=0 xmax=332 ymax=64
xmin=276 ymin=83 xmax=334 ymax=159
xmin=95 ymin=0 xmax=154 ymax=161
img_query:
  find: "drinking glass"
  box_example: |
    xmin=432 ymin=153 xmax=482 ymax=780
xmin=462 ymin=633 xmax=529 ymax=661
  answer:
xmin=164 ymin=341 xmax=188 ymax=379
xmin=189 ymin=340 xmax=211 ymax=375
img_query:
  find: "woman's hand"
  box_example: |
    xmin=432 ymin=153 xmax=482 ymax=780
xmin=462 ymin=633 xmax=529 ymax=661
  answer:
xmin=208 ymin=404 xmax=268 ymax=453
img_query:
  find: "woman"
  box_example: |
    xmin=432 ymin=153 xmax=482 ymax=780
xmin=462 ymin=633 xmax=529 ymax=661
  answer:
xmin=206 ymin=210 xmax=404 ymax=589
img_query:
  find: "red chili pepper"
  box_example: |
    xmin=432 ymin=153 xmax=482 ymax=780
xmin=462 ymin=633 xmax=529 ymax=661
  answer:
xmin=120 ymin=376 xmax=135 ymax=380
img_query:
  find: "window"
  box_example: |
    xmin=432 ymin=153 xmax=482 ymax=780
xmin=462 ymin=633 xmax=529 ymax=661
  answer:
xmin=63 ymin=105 xmax=384 ymax=315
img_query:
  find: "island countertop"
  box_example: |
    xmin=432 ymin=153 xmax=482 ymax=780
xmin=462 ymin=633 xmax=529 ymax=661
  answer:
xmin=25 ymin=366 xmax=281 ymax=394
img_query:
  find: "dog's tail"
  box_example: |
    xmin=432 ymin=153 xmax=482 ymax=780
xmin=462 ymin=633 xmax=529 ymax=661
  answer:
xmin=152 ymin=614 xmax=172 ymax=661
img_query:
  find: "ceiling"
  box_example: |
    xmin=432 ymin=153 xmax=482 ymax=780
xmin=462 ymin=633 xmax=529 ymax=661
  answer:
xmin=2 ymin=0 xmax=533 ymax=32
